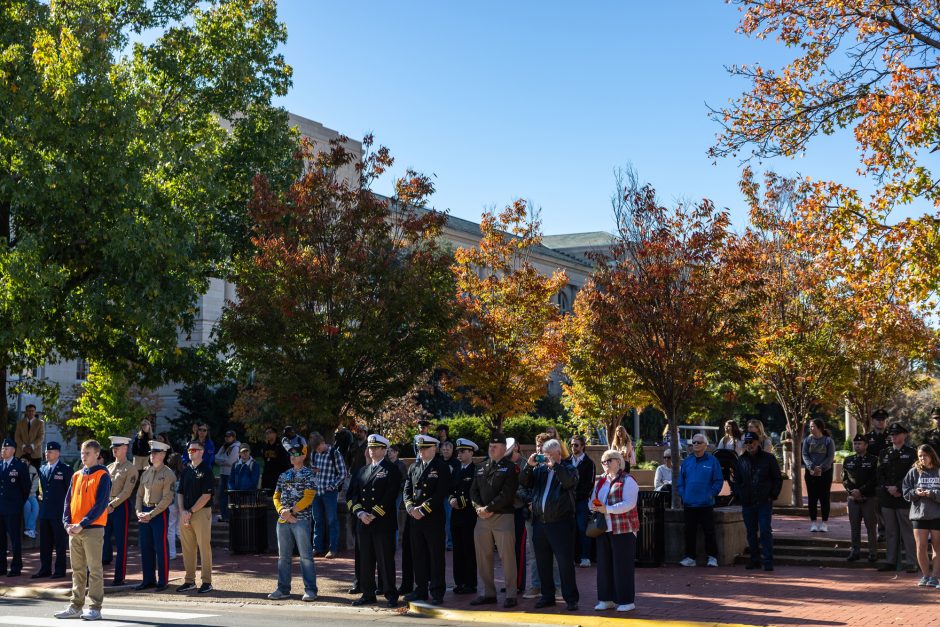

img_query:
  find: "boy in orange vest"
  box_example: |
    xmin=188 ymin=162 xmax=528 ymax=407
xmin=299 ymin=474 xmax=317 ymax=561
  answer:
xmin=54 ymin=440 xmax=112 ymax=621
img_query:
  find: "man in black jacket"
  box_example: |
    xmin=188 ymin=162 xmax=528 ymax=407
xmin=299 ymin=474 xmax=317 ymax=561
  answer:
xmin=403 ymin=435 xmax=450 ymax=605
xmin=346 ymin=434 xmax=402 ymax=608
xmin=469 ymin=433 xmax=519 ymax=609
xmin=876 ymin=422 xmax=916 ymax=572
xmin=448 ymin=438 xmax=478 ymax=595
xmin=842 ymin=433 xmax=878 ymax=562
xmin=569 ymin=435 xmax=596 ymax=568
xmin=520 ymin=439 xmax=579 ymax=611
xmin=734 ymin=432 xmax=782 ymax=571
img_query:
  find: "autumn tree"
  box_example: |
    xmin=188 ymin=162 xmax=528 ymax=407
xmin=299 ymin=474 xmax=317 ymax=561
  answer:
xmin=711 ymin=0 xmax=940 ymax=308
xmin=445 ymin=201 xmax=568 ymax=432
xmin=219 ymin=139 xmax=456 ymax=434
xmin=0 ymin=0 xmax=296 ymax=416
xmin=562 ymin=286 xmax=650 ymax=440
xmin=585 ymin=169 xmax=749 ymax=508
xmin=737 ymin=171 xmax=856 ymax=503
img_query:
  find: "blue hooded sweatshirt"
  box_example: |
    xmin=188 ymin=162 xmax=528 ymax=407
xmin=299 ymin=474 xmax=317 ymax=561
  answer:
xmin=676 ymin=452 xmax=724 ymax=508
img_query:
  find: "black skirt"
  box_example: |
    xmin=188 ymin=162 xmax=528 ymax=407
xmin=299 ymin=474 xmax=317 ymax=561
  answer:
xmin=912 ymin=518 xmax=940 ymax=530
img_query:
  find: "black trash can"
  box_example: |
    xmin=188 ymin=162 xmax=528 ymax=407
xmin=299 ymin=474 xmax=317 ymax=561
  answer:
xmin=228 ymin=489 xmax=270 ymax=554
xmin=635 ymin=490 xmax=667 ymax=567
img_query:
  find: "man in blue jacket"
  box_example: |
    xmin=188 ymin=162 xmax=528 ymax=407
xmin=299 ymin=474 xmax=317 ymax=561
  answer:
xmin=676 ymin=433 xmax=724 ymax=567
xmin=228 ymin=445 xmax=260 ymax=491
xmin=33 ymin=442 xmax=73 ymax=579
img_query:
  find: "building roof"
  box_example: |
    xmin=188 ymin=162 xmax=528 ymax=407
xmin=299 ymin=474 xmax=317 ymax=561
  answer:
xmin=541 ymin=231 xmax=617 ymax=249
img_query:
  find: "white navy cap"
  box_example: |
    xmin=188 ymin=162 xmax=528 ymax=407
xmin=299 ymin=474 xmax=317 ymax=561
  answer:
xmin=455 ymin=438 xmax=478 ymax=452
xmin=505 ymin=437 xmax=517 ymax=454
xmin=367 ymin=434 xmax=390 ymax=448
xmin=109 ymin=436 xmax=131 ymax=447
xmin=149 ymin=441 xmax=171 ymax=453
xmin=415 ymin=434 xmax=440 ymax=448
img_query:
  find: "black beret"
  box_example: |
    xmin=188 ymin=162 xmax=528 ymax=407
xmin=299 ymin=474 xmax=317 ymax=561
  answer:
xmin=489 ymin=432 xmax=507 ymax=445
xmin=852 ymin=433 xmax=867 ymax=443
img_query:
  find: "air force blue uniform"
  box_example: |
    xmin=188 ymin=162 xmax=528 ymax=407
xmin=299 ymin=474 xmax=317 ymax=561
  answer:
xmin=37 ymin=459 xmax=73 ymax=577
xmin=0 ymin=455 xmax=32 ymax=574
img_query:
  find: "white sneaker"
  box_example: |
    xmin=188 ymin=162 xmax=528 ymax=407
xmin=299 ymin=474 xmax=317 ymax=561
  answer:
xmin=616 ymin=603 xmax=636 ymax=612
xmin=679 ymin=557 xmax=696 ymax=567
xmin=54 ymin=605 xmax=83 ymax=619
xmin=80 ymin=609 xmax=101 ymax=621
xmin=819 ymin=522 xmax=828 ymax=533
xmin=302 ymin=593 xmax=317 ymax=602
xmin=579 ymin=558 xmax=591 ymax=568
xmin=594 ymin=601 xmax=615 ymax=610
xmin=707 ymin=556 xmax=719 ymax=567
xmin=810 ymin=522 xmax=819 ymax=532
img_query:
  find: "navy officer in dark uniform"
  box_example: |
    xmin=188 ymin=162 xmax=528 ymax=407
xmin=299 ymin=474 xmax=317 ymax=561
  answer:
xmin=0 ymin=437 xmax=31 ymax=576
xmin=403 ymin=434 xmax=450 ymax=605
xmin=347 ymin=434 xmax=402 ymax=608
xmin=449 ymin=438 xmax=479 ymax=595
xmin=32 ymin=441 xmax=73 ymax=578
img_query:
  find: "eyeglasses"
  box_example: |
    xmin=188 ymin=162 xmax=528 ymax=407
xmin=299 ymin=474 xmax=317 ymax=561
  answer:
xmin=289 ymin=451 xmax=304 ymax=457
xmin=692 ymin=441 xmax=706 ymax=445
xmin=187 ymin=448 xmax=203 ymax=453
xmin=197 ymin=428 xmax=208 ymax=432
xmin=601 ymin=459 xmax=615 ymax=465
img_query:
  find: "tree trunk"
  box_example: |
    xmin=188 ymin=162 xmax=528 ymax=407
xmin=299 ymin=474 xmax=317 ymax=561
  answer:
xmin=0 ymin=367 xmax=6 ymax=427
xmin=790 ymin=421 xmax=805 ymax=507
xmin=666 ymin=406 xmax=681 ymax=510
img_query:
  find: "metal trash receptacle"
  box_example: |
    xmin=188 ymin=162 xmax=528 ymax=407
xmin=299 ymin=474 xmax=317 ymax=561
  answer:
xmin=636 ymin=490 xmax=667 ymax=567
xmin=228 ymin=489 xmax=270 ymax=554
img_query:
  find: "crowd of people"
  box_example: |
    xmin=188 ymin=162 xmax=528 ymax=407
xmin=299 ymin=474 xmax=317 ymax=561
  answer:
xmin=1 ymin=404 xmax=939 ymax=620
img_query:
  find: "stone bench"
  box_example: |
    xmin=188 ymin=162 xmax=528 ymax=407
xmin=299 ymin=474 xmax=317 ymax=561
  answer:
xmin=663 ymin=506 xmax=747 ymax=566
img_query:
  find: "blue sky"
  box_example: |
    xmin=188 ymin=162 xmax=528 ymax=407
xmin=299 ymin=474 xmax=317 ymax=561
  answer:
xmin=274 ymin=1 xmax=866 ymax=235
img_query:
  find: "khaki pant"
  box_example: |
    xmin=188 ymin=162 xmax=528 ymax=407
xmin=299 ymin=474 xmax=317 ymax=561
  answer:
xmin=180 ymin=507 xmax=212 ymax=584
xmin=474 ymin=512 xmax=516 ymax=599
xmin=69 ymin=526 xmax=104 ymax=610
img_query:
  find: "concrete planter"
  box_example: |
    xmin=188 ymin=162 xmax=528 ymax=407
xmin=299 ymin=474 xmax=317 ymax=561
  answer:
xmin=664 ymin=506 xmax=747 ymax=566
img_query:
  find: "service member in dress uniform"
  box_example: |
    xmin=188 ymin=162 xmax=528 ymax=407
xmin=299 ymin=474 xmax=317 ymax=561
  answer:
xmin=877 ymin=422 xmax=917 ymax=572
xmin=102 ymin=436 xmax=138 ymax=586
xmin=32 ymin=442 xmax=72 ymax=578
xmin=0 ymin=438 xmax=31 ymax=576
xmin=449 ymin=438 xmax=479 ymax=595
xmin=134 ymin=441 xmax=176 ymax=591
xmin=347 ymin=434 xmax=402 ymax=608
xmin=402 ymin=434 xmax=450 ymax=605
xmin=842 ymin=433 xmax=879 ymax=563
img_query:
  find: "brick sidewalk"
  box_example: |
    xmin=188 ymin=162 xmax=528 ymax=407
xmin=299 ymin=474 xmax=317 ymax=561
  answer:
xmin=6 ymin=515 xmax=937 ymax=626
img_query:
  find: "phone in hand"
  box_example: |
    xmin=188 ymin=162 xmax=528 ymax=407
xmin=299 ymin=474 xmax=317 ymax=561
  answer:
xmin=534 ymin=454 xmax=546 ymax=463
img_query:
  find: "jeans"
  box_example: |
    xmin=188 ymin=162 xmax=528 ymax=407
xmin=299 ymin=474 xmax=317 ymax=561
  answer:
xmin=443 ymin=498 xmax=453 ymax=549
xmin=312 ymin=491 xmax=339 ymax=553
xmin=167 ymin=503 xmax=179 ymax=559
xmin=276 ymin=517 xmax=317 ymax=596
xmin=574 ymin=499 xmax=592 ymax=561
xmin=742 ymin=500 xmax=774 ymax=565
xmin=23 ymin=495 xmax=38 ymax=533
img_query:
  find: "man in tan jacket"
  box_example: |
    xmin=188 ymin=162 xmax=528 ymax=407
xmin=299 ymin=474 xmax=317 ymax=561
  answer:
xmin=14 ymin=405 xmax=44 ymax=469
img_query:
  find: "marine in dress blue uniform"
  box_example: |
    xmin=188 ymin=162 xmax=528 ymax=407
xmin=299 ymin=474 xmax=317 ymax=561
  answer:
xmin=32 ymin=442 xmax=73 ymax=578
xmin=0 ymin=438 xmax=31 ymax=575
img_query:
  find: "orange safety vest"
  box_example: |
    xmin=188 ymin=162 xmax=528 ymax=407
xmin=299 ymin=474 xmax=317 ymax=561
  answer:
xmin=69 ymin=468 xmax=109 ymax=527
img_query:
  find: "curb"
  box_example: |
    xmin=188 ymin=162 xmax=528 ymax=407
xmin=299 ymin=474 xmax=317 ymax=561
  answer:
xmin=0 ymin=581 xmax=147 ymax=600
xmin=408 ymin=601 xmax=749 ymax=627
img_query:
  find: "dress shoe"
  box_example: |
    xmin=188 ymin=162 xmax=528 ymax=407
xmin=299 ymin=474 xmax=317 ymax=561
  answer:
xmin=470 ymin=596 xmax=497 ymax=606
xmin=155 ymin=584 xmax=168 ymax=592
xmin=7 ymin=571 xmax=21 ymax=577
xmin=403 ymin=592 xmax=428 ymax=602
xmin=30 ymin=572 xmax=51 ymax=579
xmin=347 ymin=586 xmax=362 ymax=594
xmin=50 ymin=572 xmax=67 ymax=579
xmin=868 ymin=554 xmax=878 ymax=563
xmin=763 ymin=564 xmax=774 ymax=571
xmin=0 ymin=571 xmax=7 ymax=577
xmin=110 ymin=579 xmax=124 ymax=587
xmin=396 ymin=585 xmax=413 ymax=595
xmin=878 ymin=563 xmax=896 ymax=572
xmin=453 ymin=586 xmax=476 ymax=595
xmin=503 ymin=597 xmax=517 ymax=608
xmin=134 ymin=582 xmax=156 ymax=591
xmin=351 ymin=596 xmax=377 ymax=606
xmin=846 ymin=550 xmax=860 ymax=562
xmin=745 ymin=562 xmax=760 ymax=570
xmin=566 ymin=602 xmax=579 ymax=611
xmin=386 ymin=598 xmax=398 ymax=608
xmin=428 ymin=598 xmax=443 ymax=606
xmin=534 ymin=598 xmax=556 ymax=609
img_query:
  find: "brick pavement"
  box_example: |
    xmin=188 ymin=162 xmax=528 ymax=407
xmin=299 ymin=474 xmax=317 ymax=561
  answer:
xmin=4 ymin=513 xmax=937 ymax=626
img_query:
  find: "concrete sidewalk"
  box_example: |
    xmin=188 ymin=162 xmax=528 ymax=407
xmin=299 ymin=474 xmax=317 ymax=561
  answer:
xmin=2 ymin=514 xmax=936 ymax=626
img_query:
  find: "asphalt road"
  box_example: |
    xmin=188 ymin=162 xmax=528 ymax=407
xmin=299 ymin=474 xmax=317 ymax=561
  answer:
xmin=0 ymin=595 xmax=476 ymax=627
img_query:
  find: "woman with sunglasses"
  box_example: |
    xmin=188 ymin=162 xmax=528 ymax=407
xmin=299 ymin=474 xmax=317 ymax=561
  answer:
xmin=181 ymin=422 xmax=215 ymax=470
xmin=590 ymin=450 xmax=639 ymax=613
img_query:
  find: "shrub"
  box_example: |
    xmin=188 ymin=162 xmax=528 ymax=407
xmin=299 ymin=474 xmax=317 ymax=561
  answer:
xmin=635 ymin=438 xmax=646 ymax=464
xmin=504 ymin=414 xmax=566 ymax=445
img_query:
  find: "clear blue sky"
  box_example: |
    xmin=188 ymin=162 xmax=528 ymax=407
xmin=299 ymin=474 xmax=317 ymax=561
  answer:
xmin=274 ymin=1 xmax=865 ymax=235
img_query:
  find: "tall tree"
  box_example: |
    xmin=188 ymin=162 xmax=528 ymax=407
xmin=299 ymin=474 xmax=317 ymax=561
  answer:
xmin=67 ymin=361 xmax=160 ymax=445
xmin=586 ymin=169 xmax=749 ymax=507
xmin=445 ymin=201 xmax=568 ymax=432
xmin=711 ymin=0 xmax=940 ymax=307
xmin=0 ymin=0 xmax=297 ymax=417
xmin=219 ymin=138 xmax=456 ymax=434
xmin=737 ymin=171 xmax=854 ymax=503
xmin=562 ymin=285 xmax=650 ymax=440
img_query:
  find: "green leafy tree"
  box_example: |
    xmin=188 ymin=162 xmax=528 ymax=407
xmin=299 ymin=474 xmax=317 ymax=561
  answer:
xmin=67 ymin=361 xmax=160 ymax=445
xmin=220 ymin=139 xmax=457 ymax=434
xmin=0 ymin=0 xmax=297 ymax=416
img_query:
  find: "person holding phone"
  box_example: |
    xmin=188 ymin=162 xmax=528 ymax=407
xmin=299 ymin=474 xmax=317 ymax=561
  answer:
xmin=902 ymin=444 xmax=940 ymax=587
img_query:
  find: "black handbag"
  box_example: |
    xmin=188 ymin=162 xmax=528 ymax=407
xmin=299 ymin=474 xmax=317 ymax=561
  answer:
xmin=586 ymin=511 xmax=607 ymax=538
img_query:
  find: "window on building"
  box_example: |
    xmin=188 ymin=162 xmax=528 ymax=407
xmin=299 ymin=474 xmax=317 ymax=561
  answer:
xmin=76 ymin=359 xmax=90 ymax=381
xmin=557 ymin=291 xmax=570 ymax=313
